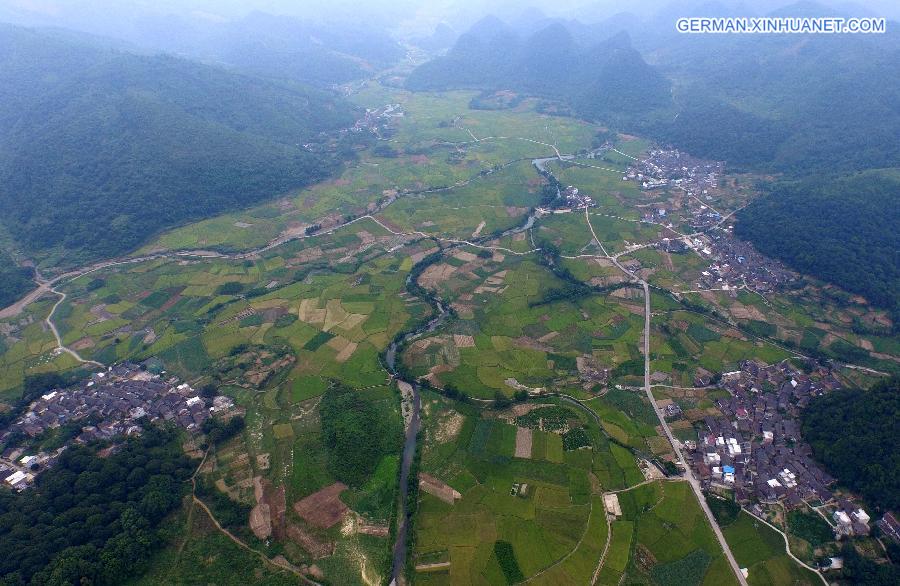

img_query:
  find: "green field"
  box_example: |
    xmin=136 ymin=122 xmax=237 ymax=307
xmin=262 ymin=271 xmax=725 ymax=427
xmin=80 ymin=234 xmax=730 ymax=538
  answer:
xmin=723 ymin=512 xmax=820 ymax=586
xmin=413 ymin=394 xmax=636 ymax=583
xmin=597 ymin=481 xmax=740 ymax=586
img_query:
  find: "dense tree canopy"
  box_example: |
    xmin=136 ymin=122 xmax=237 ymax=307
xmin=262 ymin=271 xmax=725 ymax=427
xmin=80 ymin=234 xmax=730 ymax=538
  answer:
xmin=0 ymin=425 xmax=194 ymax=584
xmin=0 ymin=252 xmax=33 ymax=309
xmin=736 ymin=171 xmax=900 ymax=312
xmin=319 ymin=384 xmax=401 ymax=488
xmin=801 ymin=377 xmax=900 ymax=511
xmin=0 ymin=24 xmax=357 ymax=267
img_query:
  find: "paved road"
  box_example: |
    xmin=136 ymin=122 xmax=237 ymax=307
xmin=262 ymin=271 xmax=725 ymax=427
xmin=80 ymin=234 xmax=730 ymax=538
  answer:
xmin=584 ymin=203 xmax=747 ymax=584
xmin=637 ymin=280 xmax=749 ymax=586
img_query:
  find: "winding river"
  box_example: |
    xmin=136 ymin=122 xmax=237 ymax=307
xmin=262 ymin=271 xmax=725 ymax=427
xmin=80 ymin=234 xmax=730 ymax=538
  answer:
xmin=386 ymin=156 xmax=559 ymax=583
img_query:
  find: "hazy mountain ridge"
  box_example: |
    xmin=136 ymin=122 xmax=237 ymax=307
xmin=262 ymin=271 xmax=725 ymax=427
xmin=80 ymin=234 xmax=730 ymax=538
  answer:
xmin=0 ymin=24 xmax=357 ymax=266
xmin=406 ymin=16 xmax=672 ymax=121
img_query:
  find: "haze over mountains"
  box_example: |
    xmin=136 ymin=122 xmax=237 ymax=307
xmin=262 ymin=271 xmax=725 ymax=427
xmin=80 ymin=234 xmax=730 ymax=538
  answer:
xmin=406 ymin=2 xmax=900 ymax=311
xmin=406 ymin=17 xmax=672 ymax=123
xmin=0 ymin=24 xmax=356 ymax=267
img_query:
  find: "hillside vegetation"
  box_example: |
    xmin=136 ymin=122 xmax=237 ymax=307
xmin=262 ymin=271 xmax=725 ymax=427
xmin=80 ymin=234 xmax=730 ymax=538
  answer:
xmin=406 ymin=18 xmax=671 ymax=123
xmin=0 ymin=252 xmax=34 ymax=308
xmin=646 ymin=21 xmax=900 ymax=175
xmin=0 ymin=24 xmax=356 ymax=267
xmin=0 ymin=426 xmax=193 ymax=584
xmin=736 ymin=171 xmax=900 ymax=312
xmin=801 ymin=376 xmax=900 ymax=511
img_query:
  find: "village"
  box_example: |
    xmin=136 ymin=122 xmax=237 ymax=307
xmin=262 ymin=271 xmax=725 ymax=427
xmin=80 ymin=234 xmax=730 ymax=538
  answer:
xmin=0 ymin=361 xmax=237 ymax=491
xmin=620 ymin=148 xmax=796 ymax=295
xmin=688 ymin=228 xmax=796 ymax=294
xmin=683 ymin=358 xmax=878 ymax=539
xmin=626 ymin=147 xmax=724 ymax=195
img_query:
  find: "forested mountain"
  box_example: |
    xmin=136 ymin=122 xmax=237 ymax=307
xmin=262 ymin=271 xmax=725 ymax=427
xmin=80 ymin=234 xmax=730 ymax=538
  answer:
xmin=643 ymin=21 xmax=900 ymax=174
xmin=136 ymin=11 xmax=406 ymax=85
xmin=0 ymin=4 xmax=406 ymax=86
xmin=0 ymin=252 xmax=34 ymax=308
xmin=802 ymin=377 xmax=900 ymax=511
xmin=0 ymin=24 xmax=357 ymax=266
xmin=736 ymin=171 xmax=900 ymax=312
xmin=406 ymin=17 xmax=672 ymax=122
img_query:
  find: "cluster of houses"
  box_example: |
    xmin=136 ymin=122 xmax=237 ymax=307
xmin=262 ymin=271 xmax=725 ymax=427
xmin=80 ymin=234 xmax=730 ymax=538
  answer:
xmin=624 ymin=148 xmax=723 ymax=194
xmin=349 ymin=103 xmax=403 ymax=139
xmin=0 ymin=362 xmax=237 ymax=491
xmin=698 ymin=229 xmax=795 ymax=293
xmin=560 ymin=185 xmax=595 ymax=210
xmin=833 ymin=501 xmax=872 ymax=537
xmin=687 ymin=359 xmax=874 ymax=536
xmin=621 ymin=149 xmax=795 ymax=295
xmin=0 ymin=448 xmax=64 ymax=491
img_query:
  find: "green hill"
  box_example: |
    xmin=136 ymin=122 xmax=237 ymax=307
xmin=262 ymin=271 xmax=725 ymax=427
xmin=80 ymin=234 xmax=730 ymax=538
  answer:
xmin=802 ymin=376 xmax=900 ymax=511
xmin=735 ymin=170 xmax=900 ymax=312
xmin=0 ymin=252 xmax=33 ymax=308
xmin=645 ymin=27 xmax=900 ymax=174
xmin=0 ymin=24 xmax=357 ymax=267
xmin=406 ymin=18 xmax=671 ymax=123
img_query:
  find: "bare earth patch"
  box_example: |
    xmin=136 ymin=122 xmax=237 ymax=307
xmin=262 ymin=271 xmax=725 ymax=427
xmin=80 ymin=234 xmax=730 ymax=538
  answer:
xmin=294 ymin=482 xmax=349 ymax=529
xmin=419 ymin=473 xmax=461 ymax=504
xmin=515 ymin=426 xmax=533 ymax=459
xmin=287 ymin=524 xmax=333 ymax=558
xmin=434 ymin=409 xmax=465 ymax=444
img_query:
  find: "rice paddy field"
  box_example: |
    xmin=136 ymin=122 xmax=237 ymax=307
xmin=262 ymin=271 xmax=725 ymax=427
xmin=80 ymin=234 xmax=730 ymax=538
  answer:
xmin=0 ymin=80 xmax=894 ymax=586
xmin=400 ymin=254 xmax=651 ymax=400
xmin=722 ymin=511 xmax=820 ymax=586
xmin=412 ymin=393 xmax=630 ymax=584
xmin=595 ymin=481 xmax=740 ymax=586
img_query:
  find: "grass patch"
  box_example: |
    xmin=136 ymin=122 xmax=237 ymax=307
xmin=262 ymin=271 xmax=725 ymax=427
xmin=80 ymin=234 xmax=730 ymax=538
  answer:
xmin=303 ymin=330 xmax=335 ymax=351
xmin=651 ymin=549 xmax=711 ymax=586
xmin=786 ymin=510 xmax=833 ymax=548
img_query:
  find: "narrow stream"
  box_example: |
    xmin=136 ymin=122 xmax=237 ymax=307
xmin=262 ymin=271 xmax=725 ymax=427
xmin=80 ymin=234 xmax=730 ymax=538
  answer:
xmin=386 ymin=155 xmax=559 ymax=583
xmin=386 ymin=295 xmax=449 ymax=583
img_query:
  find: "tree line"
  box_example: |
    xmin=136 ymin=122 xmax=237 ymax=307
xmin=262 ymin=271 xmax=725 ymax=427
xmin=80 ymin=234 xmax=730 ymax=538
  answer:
xmin=0 ymin=425 xmax=194 ymax=585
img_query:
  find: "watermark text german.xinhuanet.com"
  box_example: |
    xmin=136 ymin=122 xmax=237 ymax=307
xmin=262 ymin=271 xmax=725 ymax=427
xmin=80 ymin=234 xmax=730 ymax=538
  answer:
xmin=676 ymin=17 xmax=886 ymax=34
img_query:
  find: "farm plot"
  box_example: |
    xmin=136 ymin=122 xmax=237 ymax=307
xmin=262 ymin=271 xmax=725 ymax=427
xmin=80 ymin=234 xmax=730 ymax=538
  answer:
xmin=413 ymin=395 xmax=636 ymax=583
xmin=403 ymin=256 xmax=648 ymax=399
xmin=379 ymin=160 xmax=544 ymax=241
xmin=597 ymin=480 xmax=739 ymax=586
xmin=651 ymin=310 xmax=792 ymax=387
xmin=723 ymin=511 xmax=820 ymax=586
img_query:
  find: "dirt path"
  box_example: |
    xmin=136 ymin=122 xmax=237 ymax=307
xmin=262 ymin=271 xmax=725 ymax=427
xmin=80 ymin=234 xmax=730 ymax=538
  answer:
xmin=187 ymin=448 xmax=318 ymax=585
xmin=46 ymin=287 xmax=103 ymax=368
xmin=0 ymin=282 xmax=52 ymax=320
xmin=743 ymin=509 xmax=828 ymax=585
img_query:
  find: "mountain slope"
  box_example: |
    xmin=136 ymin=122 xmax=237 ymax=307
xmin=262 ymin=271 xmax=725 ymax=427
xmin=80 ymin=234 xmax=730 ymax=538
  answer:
xmin=182 ymin=12 xmax=406 ymax=86
xmin=637 ymin=2 xmax=900 ymax=174
xmin=735 ymin=170 xmax=900 ymax=312
xmin=0 ymin=252 xmax=33 ymax=309
xmin=0 ymin=6 xmax=405 ymax=86
xmin=0 ymin=24 xmax=357 ymax=266
xmin=406 ymin=18 xmax=671 ymax=122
